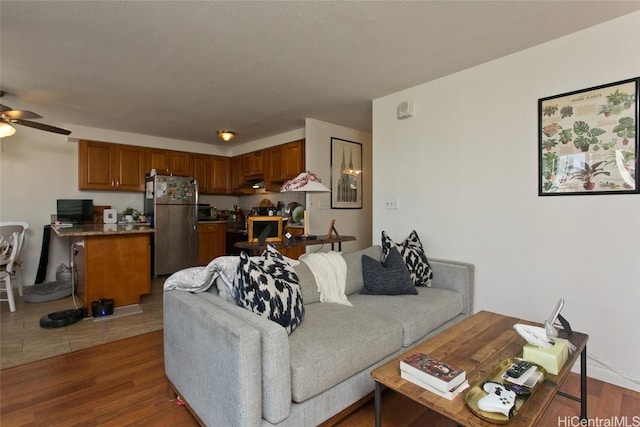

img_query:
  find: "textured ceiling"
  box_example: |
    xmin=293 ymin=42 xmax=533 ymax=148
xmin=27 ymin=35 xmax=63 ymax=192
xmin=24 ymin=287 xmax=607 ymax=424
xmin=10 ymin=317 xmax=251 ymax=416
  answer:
xmin=1 ymin=1 xmax=639 ymax=146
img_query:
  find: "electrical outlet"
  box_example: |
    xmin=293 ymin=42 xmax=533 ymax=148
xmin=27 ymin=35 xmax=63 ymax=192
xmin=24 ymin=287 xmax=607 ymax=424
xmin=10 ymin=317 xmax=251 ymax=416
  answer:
xmin=384 ymin=198 xmax=400 ymax=209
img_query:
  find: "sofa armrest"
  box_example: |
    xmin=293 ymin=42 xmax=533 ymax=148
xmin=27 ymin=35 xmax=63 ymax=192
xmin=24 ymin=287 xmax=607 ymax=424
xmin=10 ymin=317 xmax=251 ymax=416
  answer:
xmin=429 ymin=258 xmax=474 ymax=315
xmin=197 ymin=292 xmax=292 ymax=424
xmin=163 ymin=291 xmax=262 ymax=427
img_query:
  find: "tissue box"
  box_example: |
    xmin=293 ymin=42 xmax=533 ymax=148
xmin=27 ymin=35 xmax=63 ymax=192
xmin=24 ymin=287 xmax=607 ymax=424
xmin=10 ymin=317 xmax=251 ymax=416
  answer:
xmin=522 ymin=338 xmax=569 ymax=375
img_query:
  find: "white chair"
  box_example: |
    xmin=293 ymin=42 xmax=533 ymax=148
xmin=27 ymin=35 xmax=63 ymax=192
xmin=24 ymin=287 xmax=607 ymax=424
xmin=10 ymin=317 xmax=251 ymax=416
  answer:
xmin=1 ymin=231 xmax=20 ymax=312
xmin=0 ymin=221 xmax=29 ymax=296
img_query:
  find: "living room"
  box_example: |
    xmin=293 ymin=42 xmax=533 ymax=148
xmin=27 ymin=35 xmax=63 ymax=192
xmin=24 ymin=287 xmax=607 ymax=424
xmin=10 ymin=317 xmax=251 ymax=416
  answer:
xmin=0 ymin=1 xmax=639 ymax=423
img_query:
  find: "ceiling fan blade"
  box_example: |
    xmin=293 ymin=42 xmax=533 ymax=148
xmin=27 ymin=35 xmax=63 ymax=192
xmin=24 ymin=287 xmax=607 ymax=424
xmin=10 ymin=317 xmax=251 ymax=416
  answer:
xmin=0 ymin=104 xmax=13 ymax=112
xmin=14 ymin=119 xmax=71 ymax=135
xmin=1 ymin=109 xmax=42 ymax=120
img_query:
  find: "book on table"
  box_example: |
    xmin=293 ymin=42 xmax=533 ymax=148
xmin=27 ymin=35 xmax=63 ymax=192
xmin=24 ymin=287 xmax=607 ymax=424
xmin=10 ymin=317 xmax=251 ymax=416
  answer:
xmin=400 ymin=370 xmax=469 ymax=400
xmin=400 ymin=352 xmax=466 ymax=393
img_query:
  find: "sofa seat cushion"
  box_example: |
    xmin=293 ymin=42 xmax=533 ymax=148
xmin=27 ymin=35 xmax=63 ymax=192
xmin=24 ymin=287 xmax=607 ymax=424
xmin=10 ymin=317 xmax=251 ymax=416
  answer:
xmin=349 ymin=287 xmax=463 ymax=347
xmin=288 ymin=302 xmax=402 ymax=403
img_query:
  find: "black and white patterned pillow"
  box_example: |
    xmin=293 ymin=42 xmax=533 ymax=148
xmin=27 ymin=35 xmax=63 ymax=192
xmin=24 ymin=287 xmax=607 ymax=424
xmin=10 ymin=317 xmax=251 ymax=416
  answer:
xmin=235 ymin=244 xmax=304 ymax=334
xmin=381 ymin=230 xmax=433 ymax=287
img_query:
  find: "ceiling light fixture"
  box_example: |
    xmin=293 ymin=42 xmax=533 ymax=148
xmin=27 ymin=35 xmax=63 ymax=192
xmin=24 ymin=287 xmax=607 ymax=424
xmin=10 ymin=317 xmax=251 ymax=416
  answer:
xmin=217 ymin=130 xmax=236 ymax=142
xmin=0 ymin=122 xmax=16 ymax=137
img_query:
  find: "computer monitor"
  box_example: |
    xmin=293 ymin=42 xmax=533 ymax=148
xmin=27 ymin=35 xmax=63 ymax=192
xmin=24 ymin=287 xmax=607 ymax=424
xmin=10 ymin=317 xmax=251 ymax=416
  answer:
xmin=57 ymin=199 xmax=94 ymax=224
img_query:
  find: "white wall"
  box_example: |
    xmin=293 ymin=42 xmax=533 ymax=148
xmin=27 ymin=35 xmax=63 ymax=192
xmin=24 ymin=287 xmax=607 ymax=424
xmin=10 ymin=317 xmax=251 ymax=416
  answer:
xmin=304 ymin=119 xmax=372 ymax=253
xmin=373 ymin=12 xmax=640 ymax=391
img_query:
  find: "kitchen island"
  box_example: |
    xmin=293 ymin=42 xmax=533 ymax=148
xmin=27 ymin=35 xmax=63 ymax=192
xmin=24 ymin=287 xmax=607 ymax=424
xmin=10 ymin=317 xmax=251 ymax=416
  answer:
xmin=52 ymin=224 xmax=155 ymax=308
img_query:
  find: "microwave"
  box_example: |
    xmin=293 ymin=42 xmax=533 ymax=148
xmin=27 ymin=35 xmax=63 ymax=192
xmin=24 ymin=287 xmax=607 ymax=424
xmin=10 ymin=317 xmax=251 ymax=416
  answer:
xmin=197 ymin=204 xmax=214 ymax=221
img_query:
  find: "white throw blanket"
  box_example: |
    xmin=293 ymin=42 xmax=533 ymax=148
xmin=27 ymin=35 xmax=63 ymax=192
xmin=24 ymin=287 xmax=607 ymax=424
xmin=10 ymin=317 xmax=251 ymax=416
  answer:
xmin=300 ymin=252 xmax=351 ymax=306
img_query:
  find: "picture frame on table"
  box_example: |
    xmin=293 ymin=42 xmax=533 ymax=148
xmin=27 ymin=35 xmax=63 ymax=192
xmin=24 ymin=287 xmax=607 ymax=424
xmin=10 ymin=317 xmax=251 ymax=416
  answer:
xmin=538 ymin=77 xmax=639 ymax=196
xmin=331 ymin=137 xmax=363 ymax=208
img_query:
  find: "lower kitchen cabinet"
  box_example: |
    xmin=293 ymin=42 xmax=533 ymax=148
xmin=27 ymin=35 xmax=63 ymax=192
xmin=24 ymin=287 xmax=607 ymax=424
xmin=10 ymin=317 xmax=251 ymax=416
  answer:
xmin=198 ymin=223 xmax=226 ymax=265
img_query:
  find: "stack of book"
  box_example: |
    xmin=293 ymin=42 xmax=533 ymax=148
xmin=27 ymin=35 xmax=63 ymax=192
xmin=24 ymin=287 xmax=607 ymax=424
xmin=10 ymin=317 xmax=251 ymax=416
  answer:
xmin=400 ymin=352 xmax=469 ymax=400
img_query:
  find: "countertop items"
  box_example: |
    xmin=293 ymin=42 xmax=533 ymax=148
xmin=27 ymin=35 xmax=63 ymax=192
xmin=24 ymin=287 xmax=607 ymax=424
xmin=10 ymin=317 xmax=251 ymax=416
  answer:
xmin=51 ymin=223 xmax=155 ymax=237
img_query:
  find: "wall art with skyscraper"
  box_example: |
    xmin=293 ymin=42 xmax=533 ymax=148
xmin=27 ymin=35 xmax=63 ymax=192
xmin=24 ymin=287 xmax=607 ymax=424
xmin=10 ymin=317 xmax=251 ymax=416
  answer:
xmin=331 ymin=137 xmax=363 ymax=209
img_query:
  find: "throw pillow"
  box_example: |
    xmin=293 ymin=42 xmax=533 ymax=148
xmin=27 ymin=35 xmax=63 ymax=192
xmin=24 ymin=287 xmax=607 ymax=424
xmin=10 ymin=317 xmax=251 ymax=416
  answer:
xmin=361 ymin=247 xmax=417 ymax=295
xmin=235 ymin=244 xmax=305 ymax=334
xmin=381 ymin=230 xmax=433 ymax=287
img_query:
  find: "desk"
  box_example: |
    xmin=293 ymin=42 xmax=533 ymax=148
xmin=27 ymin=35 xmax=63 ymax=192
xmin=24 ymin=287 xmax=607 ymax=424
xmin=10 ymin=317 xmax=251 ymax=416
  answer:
xmin=52 ymin=224 xmax=154 ymax=307
xmin=235 ymin=235 xmax=356 ymax=257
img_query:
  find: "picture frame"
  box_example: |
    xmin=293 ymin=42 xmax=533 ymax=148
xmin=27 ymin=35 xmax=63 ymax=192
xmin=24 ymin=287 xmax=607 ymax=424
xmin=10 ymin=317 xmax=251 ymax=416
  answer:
xmin=331 ymin=137 xmax=363 ymax=208
xmin=247 ymin=216 xmax=283 ymax=243
xmin=538 ymin=77 xmax=639 ymax=196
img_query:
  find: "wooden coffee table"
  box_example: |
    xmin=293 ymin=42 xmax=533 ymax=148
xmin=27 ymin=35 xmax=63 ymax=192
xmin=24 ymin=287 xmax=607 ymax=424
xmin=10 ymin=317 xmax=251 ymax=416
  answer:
xmin=371 ymin=310 xmax=588 ymax=426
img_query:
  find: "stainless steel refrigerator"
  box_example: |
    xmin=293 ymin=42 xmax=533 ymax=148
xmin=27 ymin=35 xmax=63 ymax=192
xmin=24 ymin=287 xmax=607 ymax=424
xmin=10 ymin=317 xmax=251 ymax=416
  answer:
xmin=144 ymin=175 xmax=198 ymax=276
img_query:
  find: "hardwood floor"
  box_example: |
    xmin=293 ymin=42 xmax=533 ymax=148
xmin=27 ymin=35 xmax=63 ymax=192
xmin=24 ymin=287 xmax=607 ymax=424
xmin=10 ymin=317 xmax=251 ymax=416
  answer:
xmin=1 ymin=330 xmax=639 ymax=426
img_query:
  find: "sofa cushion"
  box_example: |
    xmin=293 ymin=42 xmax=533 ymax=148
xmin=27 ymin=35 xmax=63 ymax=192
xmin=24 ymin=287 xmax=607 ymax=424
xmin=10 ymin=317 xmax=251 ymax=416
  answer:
xmin=361 ymin=247 xmax=417 ymax=295
xmin=382 ymin=230 xmax=433 ymax=287
xmin=342 ymin=245 xmax=383 ymax=295
xmin=293 ymin=261 xmax=321 ymax=305
xmin=288 ymin=302 xmax=402 ymax=402
xmin=349 ymin=287 xmax=463 ymax=347
xmin=236 ymin=245 xmax=305 ymax=334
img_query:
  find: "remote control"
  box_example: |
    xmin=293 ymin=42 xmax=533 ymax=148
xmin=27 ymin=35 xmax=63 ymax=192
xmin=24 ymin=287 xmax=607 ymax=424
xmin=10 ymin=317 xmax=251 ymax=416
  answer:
xmin=506 ymin=360 xmax=533 ymax=378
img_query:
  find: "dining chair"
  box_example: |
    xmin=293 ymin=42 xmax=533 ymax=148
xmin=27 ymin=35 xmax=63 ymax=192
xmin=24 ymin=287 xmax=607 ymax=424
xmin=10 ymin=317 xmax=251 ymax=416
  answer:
xmin=0 ymin=221 xmax=29 ymax=296
xmin=1 ymin=231 xmax=20 ymax=312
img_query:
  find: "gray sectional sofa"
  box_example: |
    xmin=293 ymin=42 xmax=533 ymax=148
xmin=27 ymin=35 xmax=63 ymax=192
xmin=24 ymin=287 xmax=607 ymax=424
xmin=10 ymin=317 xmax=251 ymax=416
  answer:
xmin=163 ymin=245 xmax=474 ymax=426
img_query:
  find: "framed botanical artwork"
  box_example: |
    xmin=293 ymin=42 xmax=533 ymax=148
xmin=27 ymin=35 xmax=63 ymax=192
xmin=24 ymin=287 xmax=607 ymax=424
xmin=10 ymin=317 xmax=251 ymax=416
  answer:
xmin=538 ymin=77 xmax=639 ymax=196
xmin=331 ymin=137 xmax=363 ymax=209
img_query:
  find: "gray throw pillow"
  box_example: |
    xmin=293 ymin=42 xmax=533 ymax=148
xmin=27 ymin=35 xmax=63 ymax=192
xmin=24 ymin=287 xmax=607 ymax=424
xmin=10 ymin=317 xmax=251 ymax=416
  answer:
xmin=360 ymin=247 xmax=418 ymax=295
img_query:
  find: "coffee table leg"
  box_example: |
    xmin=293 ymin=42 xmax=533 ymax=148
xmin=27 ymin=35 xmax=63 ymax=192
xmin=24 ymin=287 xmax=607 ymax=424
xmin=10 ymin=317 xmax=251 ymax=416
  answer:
xmin=375 ymin=381 xmax=381 ymax=427
xmin=581 ymin=344 xmax=587 ymax=421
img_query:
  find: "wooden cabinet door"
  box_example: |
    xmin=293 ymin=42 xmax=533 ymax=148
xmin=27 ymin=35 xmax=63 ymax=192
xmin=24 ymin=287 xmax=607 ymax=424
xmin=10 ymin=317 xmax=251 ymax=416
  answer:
xmin=169 ymin=151 xmax=191 ymax=176
xmin=198 ymin=223 xmax=226 ymax=265
xmin=230 ymin=155 xmax=243 ymax=193
xmin=281 ymin=140 xmax=304 ymax=180
xmin=115 ymin=145 xmax=146 ymax=191
xmin=242 ymin=150 xmax=264 ymax=177
xmin=147 ymin=148 xmax=169 ymax=174
xmin=210 ymin=156 xmax=230 ymax=194
xmin=79 ymin=140 xmax=114 ymax=190
xmin=192 ymin=154 xmax=210 ymax=194
xmin=267 ymin=140 xmax=305 ymax=182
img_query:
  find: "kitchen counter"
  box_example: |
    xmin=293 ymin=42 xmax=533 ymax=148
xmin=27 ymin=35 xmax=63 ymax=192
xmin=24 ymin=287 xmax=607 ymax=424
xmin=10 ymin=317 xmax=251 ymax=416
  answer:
xmin=51 ymin=223 xmax=155 ymax=237
xmin=51 ymin=223 xmax=153 ymax=307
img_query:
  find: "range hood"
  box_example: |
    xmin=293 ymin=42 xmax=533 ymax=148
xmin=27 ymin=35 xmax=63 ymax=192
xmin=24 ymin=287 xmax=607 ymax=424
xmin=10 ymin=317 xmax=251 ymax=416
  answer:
xmin=241 ymin=178 xmax=265 ymax=189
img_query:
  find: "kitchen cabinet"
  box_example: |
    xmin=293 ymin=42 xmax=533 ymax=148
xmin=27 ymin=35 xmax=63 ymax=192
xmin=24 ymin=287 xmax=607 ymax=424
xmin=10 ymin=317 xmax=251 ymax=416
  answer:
xmin=192 ymin=154 xmax=210 ymax=193
xmin=198 ymin=222 xmax=226 ymax=265
xmin=267 ymin=139 xmax=305 ymax=183
xmin=147 ymin=149 xmax=191 ymax=176
xmin=241 ymin=150 xmax=264 ymax=178
xmin=210 ymin=156 xmax=231 ymax=194
xmin=78 ymin=140 xmax=146 ymax=191
xmin=230 ymin=155 xmax=244 ymax=193
xmin=192 ymin=154 xmax=231 ymax=194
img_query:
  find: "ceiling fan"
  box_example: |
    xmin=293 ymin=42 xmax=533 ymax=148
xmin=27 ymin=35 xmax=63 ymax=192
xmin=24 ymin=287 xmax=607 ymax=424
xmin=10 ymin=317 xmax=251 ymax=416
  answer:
xmin=0 ymin=90 xmax=71 ymax=135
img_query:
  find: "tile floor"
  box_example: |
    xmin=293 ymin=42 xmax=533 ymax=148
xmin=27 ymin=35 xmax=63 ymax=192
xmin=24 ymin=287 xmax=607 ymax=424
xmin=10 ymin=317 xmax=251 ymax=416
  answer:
xmin=0 ymin=277 xmax=166 ymax=370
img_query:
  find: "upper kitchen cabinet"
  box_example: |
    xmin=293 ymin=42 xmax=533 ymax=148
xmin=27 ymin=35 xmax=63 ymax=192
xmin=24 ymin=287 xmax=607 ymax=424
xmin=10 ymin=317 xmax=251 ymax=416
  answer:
xmin=192 ymin=154 xmax=210 ymax=193
xmin=210 ymin=156 xmax=231 ymax=194
xmin=267 ymin=140 xmax=305 ymax=183
xmin=230 ymin=155 xmax=244 ymax=193
xmin=78 ymin=140 xmax=146 ymax=191
xmin=241 ymin=150 xmax=265 ymax=178
xmin=192 ymin=154 xmax=231 ymax=194
xmin=147 ymin=149 xmax=191 ymax=176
